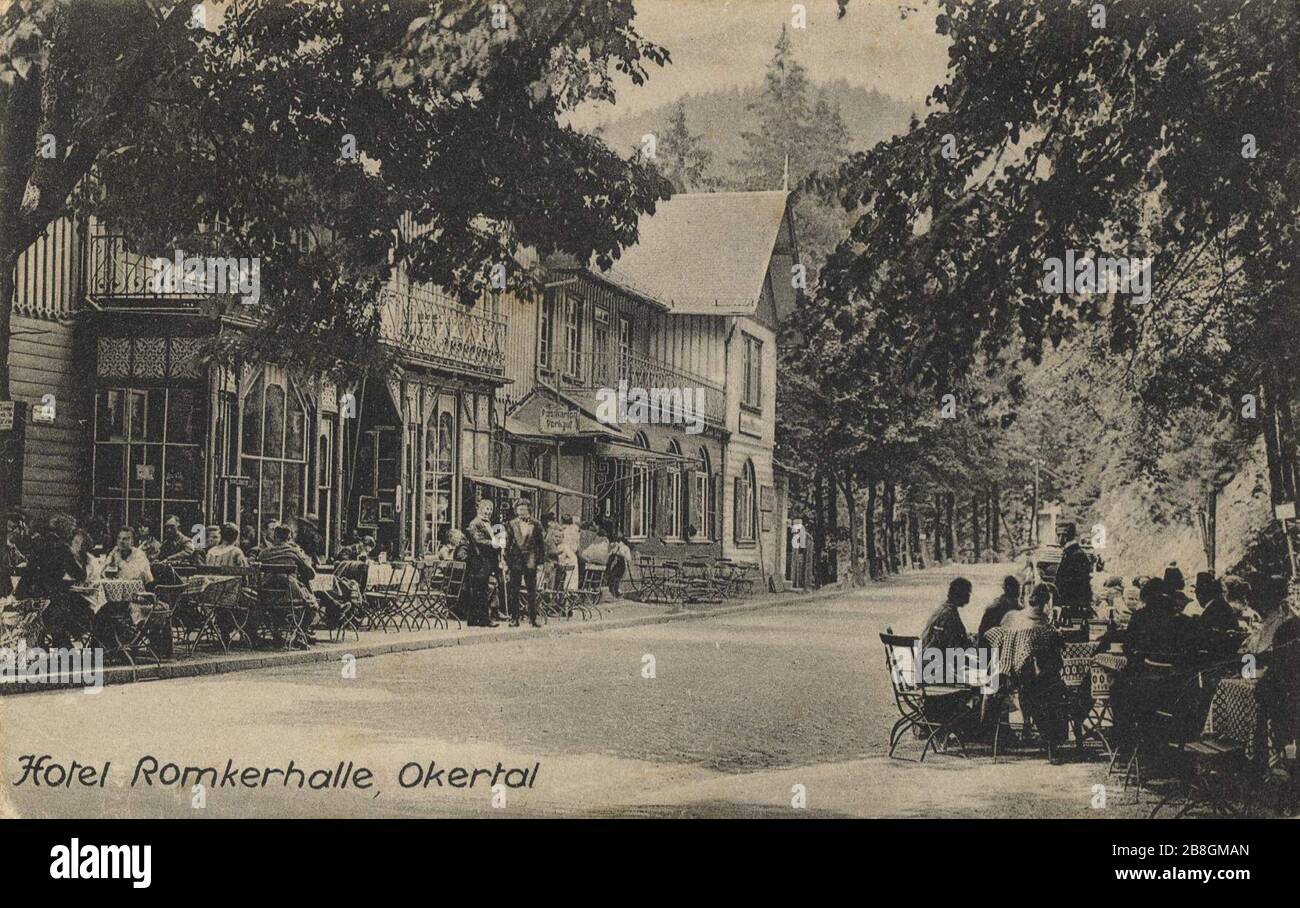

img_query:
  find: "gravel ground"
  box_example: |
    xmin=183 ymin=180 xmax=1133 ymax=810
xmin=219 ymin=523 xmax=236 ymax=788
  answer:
xmin=1 ymin=563 xmax=1146 ymax=818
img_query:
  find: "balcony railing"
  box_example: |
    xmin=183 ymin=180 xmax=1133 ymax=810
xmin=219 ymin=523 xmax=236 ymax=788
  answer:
xmin=88 ymin=232 xmax=208 ymax=305
xmin=378 ymin=283 xmax=507 ymax=378
xmin=553 ymin=349 xmax=725 ymax=427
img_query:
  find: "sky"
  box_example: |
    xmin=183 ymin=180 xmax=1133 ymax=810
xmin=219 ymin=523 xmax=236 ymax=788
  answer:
xmin=569 ymin=0 xmax=953 ymax=129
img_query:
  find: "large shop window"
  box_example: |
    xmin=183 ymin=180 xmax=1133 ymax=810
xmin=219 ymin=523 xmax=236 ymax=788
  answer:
xmin=734 ymin=458 xmax=758 ymax=543
xmin=627 ymin=432 xmax=651 ymax=540
xmin=93 ymin=387 xmax=206 ymax=535
xmin=692 ymin=447 xmax=713 ymax=542
xmin=239 ymin=370 xmax=312 ymax=538
xmin=423 ymin=393 xmax=457 ymax=552
xmin=663 ymin=440 xmax=683 ymax=540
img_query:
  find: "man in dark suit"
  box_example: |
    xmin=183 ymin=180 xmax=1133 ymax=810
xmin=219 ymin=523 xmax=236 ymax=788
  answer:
xmin=1054 ymin=523 xmax=1094 ymax=620
xmin=465 ymin=498 xmax=500 ymax=628
xmin=505 ymin=498 xmax=546 ymax=627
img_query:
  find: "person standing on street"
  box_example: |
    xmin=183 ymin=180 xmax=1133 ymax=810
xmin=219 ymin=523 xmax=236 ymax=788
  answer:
xmin=505 ymin=498 xmax=546 ymax=627
xmin=1054 ymin=523 xmax=1094 ymax=620
xmin=465 ymin=499 xmax=500 ymax=628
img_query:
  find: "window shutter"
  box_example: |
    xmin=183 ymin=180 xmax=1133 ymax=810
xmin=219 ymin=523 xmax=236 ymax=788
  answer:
xmin=711 ymin=473 xmax=721 ymax=541
xmin=657 ymin=470 xmax=670 ymax=539
xmin=733 ymin=476 xmax=743 ymax=543
xmin=681 ymin=470 xmax=692 ymax=539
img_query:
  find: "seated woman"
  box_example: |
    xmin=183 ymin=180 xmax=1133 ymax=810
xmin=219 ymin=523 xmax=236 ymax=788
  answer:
xmin=999 ymin=585 xmax=1069 ymax=763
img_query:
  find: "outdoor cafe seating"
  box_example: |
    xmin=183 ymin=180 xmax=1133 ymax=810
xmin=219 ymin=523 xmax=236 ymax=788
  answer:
xmin=880 ymin=589 xmax=1298 ymax=816
xmin=628 ymin=555 xmax=760 ymax=606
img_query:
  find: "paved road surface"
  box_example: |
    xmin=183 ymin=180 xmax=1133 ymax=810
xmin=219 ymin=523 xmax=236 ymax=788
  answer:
xmin=1 ymin=563 xmax=1140 ymax=818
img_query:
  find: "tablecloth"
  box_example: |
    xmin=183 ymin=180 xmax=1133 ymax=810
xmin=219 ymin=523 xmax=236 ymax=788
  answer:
xmin=71 ymin=578 xmax=147 ymax=613
xmin=1202 ymin=676 xmax=1266 ymax=763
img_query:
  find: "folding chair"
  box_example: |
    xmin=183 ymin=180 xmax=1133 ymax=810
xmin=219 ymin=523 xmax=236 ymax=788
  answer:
xmin=197 ymin=565 xmax=257 ymax=649
xmin=736 ymin=562 xmax=761 ymax=596
xmin=152 ymin=582 xmax=188 ymax=645
xmin=681 ymin=559 xmax=722 ymax=603
xmin=332 ymin=560 xmax=372 ymax=631
xmin=1 ymin=598 xmax=51 ymax=648
xmin=881 ymin=628 xmax=976 ymax=760
xmin=634 ymin=556 xmax=663 ymax=602
xmin=538 ymin=564 xmax=571 ymax=620
xmin=179 ymin=576 xmax=228 ymax=656
xmin=364 ymin=563 xmax=408 ymax=632
xmin=571 ymin=564 xmax=605 ymax=620
xmin=324 ymin=575 xmax=365 ymax=642
xmin=1110 ymin=658 xmax=1203 ymax=799
xmin=256 ymin=564 xmax=310 ymax=649
xmin=382 ymin=564 xmax=424 ymax=632
xmin=105 ymin=594 xmax=173 ymax=670
xmin=654 ymin=560 xmax=686 ymax=607
xmin=428 ymin=561 xmax=466 ymax=630
xmin=1147 ymin=668 xmax=1248 ymax=818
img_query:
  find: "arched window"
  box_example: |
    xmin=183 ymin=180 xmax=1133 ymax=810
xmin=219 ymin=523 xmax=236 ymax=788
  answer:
xmin=734 ymin=458 xmax=757 ymax=543
xmin=239 ymin=367 xmax=312 ymax=538
xmin=692 ymin=447 xmax=712 ymax=541
xmin=664 ymin=440 xmax=683 ymax=540
xmin=628 ymin=432 xmax=651 ymax=539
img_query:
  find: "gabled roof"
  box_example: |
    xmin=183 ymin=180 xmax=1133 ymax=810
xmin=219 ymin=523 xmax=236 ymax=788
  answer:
xmin=504 ymin=385 xmax=632 ymax=442
xmin=596 ymin=190 xmax=791 ymax=316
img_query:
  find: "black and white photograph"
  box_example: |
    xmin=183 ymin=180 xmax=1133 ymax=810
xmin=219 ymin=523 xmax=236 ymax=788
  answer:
xmin=0 ymin=0 xmax=1295 ymax=882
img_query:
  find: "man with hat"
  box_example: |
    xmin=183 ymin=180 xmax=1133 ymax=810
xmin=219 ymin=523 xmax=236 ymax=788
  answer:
xmin=1124 ymin=576 xmax=1199 ymax=664
xmin=504 ymin=497 xmax=546 ymax=627
xmin=1054 ymin=523 xmax=1094 ymax=620
xmin=1195 ymin=572 xmax=1236 ymax=632
xmin=464 ymin=498 xmax=501 ymax=628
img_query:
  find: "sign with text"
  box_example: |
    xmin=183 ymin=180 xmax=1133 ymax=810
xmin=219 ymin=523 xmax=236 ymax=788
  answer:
xmin=738 ymin=408 xmax=764 ymax=438
xmin=540 ymin=406 xmax=578 ymax=435
xmin=0 ymin=401 xmax=13 ymax=431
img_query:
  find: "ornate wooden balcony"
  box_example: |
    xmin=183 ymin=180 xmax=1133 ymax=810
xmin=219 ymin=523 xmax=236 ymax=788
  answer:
xmin=553 ymin=349 xmax=725 ymax=428
xmin=378 ymin=283 xmax=507 ymax=378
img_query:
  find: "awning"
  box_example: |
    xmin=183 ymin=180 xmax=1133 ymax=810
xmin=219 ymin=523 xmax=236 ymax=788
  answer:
xmin=465 ymin=473 xmax=531 ymax=494
xmin=504 ymin=388 xmax=631 ymax=442
xmin=596 ymin=441 xmax=700 ymax=468
xmin=503 ymin=475 xmax=595 ymax=501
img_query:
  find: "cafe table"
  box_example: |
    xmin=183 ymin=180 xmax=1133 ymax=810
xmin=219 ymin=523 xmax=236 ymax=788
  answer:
xmin=70 ymin=578 xmax=148 ymax=613
xmin=1202 ymin=674 xmax=1268 ymax=766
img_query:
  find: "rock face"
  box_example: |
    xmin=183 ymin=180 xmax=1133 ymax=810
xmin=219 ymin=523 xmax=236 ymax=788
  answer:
xmin=1095 ymin=438 xmax=1274 ymax=579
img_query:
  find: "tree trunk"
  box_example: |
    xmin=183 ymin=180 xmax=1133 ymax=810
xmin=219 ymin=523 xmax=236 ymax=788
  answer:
xmin=827 ymin=469 xmax=839 ymax=582
xmin=864 ymin=478 xmax=878 ymax=580
xmin=884 ymin=481 xmax=898 ymax=573
xmin=902 ymin=505 xmax=913 ymax=570
xmin=935 ymin=494 xmax=946 ymax=559
xmin=990 ymin=482 xmax=1001 ymax=553
xmin=970 ymin=493 xmax=980 ymax=563
xmin=944 ymin=492 xmax=956 ymax=562
xmin=813 ymin=468 xmax=826 ymax=586
xmin=839 ymin=474 xmax=864 ymax=586
xmin=0 ymin=246 xmax=19 ymax=518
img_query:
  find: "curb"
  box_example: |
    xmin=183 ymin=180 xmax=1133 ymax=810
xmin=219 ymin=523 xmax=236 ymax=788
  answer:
xmin=2 ymin=586 xmax=848 ymax=696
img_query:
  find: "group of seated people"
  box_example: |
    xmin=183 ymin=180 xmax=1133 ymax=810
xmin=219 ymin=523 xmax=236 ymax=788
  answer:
xmin=1 ymin=510 xmax=329 ymax=650
xmin=919 ymin=564 xmax=1300 ymax=766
